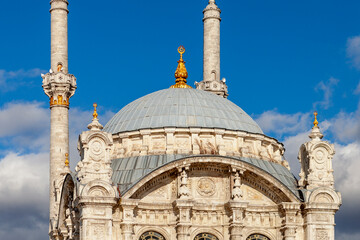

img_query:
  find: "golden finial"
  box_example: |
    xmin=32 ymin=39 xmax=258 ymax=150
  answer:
xmin=57 ymin=63 xmax=63 ymax=72
xmin=313 ymin=111 xmax=319 ymax=127
xmin=170 ymin=46 xmax=192 ymax=89
xmin=178 ymin=46 xmax=185 ymax=60
xmin=65 ymin=153 xmax=69 ymax=167
xmin=93 ymin=103 xmax=98 ymax=120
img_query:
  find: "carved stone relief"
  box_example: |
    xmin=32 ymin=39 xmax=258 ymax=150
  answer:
xmin=316 ymin=229 xmax=329 ymax=240
xmin=197 ymin=178 xmax=216 ymax=197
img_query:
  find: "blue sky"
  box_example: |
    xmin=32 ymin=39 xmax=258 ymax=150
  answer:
xmin=1 ymin=0 xmax=360 ymax=239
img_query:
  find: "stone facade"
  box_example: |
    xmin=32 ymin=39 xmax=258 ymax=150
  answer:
xmin=50 ymin=122 xmax=341 ymax=240
xmin=45 ymin=1 xmax=341 ymax=240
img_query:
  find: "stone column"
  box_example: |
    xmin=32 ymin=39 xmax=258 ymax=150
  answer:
xmin=280 ymin=203 xmax=301 ymax=240
xmin=50 ymin=0 xmax=69 ymax=73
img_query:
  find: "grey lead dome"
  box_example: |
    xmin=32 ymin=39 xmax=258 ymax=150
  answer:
xmin=104 ymin=88 xmax=263 ymax=134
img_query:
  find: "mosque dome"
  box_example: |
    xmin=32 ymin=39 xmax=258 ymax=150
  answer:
xmin=104 ymin=88 xmax=263 ymax=134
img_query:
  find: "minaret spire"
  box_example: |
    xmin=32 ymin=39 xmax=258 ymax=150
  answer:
xmin=196 ymin=0 xmax=228 ymax=98
xmin=42 ymin=0 xmax=77 ymax=236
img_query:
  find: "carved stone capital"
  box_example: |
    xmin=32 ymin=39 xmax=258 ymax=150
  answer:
xmin=42 ymin=72 xmax=76 ymax=108
xmin=174 ymin=199 xmax=194 ymax=224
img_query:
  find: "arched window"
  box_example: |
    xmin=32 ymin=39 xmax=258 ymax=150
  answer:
xmin=194 ymin=233 xmax=219 ymax=240
xmin=246 ymin=234 xmax=270 ymax=240
xmin=139 ymin=231 xmax=165 ymax=240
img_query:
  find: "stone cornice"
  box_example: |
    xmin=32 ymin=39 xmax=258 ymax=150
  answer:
xmin=111 ymin=127 xmax=287 ymax=168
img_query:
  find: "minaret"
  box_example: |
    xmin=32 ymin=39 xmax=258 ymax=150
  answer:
xmin=196 ymin=0 xmax=228 ymax=98
xmin=42 ymin=0 xmax=77 ymax=233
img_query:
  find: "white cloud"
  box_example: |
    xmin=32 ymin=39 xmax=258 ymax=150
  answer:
xmin=0 ymin=101 xmax=116 ymax=239
xmin=347 ymin=36 xmax=360 ymax=70
xmin=0 ymin=102 xmax=50 ymax=153
xmin=255 ymin=110 xmax=311 ymax=137
xmin=0 ymin=101 xmax=114 ymax=160
xmin=333 ymin=142 xmax=360 ymax=238
xmin=313 ymin=77 xmax=339 ymax=110
xmin=328 ymin=107 xmax=360 ymax=143
xmin=0 ymin=68 xmax=46 ymax=92
xmin=0 ymin=102 xmax=49 ymax=138
xmin=0 ymin=152 xmax=49 ymax=240
xmin=333 ymin=142 xmax=360 ymax=202
xmin=0 ymin=152 xmax=48 ymax=210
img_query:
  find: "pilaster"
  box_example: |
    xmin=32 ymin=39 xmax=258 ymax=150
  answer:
xmin=280 ymin=203 xmax=301 ymax=240
xmin=77 ymin=196 xmax=117 ymax=240
xmin=174 ymin=199 xmax=194 ymax=240
xmin=165 ymin=128 xmax=176 ymax=154
xmin=120 ymin=199 xmax=138 ymax=240
xmin=227 ymin=201 xmax=248 ymax=240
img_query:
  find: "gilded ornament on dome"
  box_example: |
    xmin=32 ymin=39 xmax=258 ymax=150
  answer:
xmin=170 ymin=46 xmax=192 ymax=89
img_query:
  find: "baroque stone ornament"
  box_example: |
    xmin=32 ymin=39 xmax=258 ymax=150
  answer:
xmin=232 ymin=171 xmax=243 ymax=200
xmin=197 ymin=178 xmax=216 ymax=197
xmin=298 ymin=112 xmax=335 ymax=189
xmin=316 ymin=230 xmax=329 ymax=240
xmin=42 ymin=71 xmax=77 ymax=107
xmin=178 ymin=168 xmax=191 ymax=199
xmin=76 ymin=108 xmax=113 ymax=184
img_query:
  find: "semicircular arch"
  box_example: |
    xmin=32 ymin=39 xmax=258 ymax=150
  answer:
xmin=122 ymin=156 xmax=301 ymax=203
xmin=135 ymin=226 xmax=170 ymax=240
xmin=191 ymin=228 xmax=223 ymax=240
